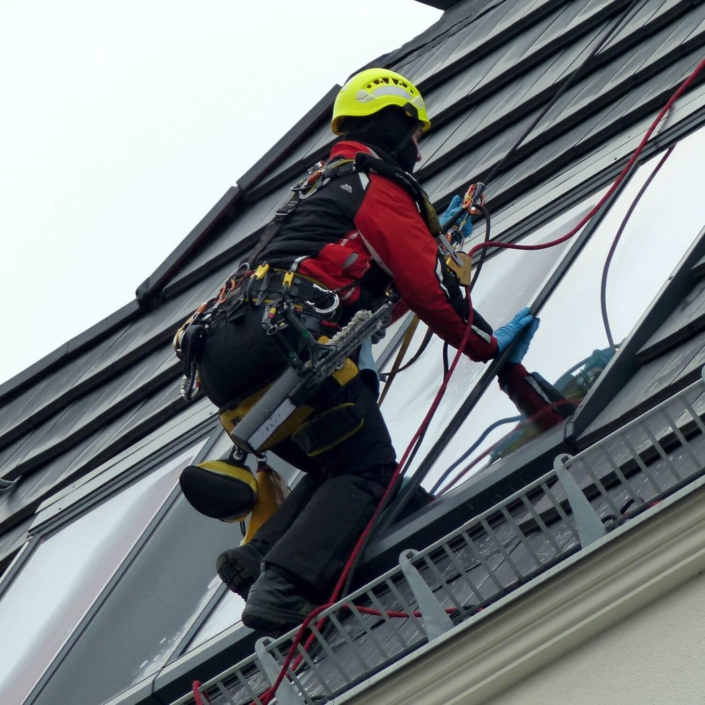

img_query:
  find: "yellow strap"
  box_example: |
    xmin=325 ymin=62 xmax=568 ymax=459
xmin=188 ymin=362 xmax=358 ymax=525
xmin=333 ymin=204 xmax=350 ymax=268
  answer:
xmin=378 ymin=315 xmax=420 ymax=407
xmin=242 ymin=467 xmax=290 ymax=544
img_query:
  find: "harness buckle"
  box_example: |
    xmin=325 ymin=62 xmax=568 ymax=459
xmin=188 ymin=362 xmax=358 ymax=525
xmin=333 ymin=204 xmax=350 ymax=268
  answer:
xmin=282 ymin=271 xmax=295 ymax=289
xmin=255 ymin=263 xmax=270 ymax=279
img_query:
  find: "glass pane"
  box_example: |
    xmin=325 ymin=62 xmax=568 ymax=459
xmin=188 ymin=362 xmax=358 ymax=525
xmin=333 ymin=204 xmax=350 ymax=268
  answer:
xmin=0 ymin=443 xmax=204 ymax=705
xmin=186 ymin=581 xmax=246 ymax=651
xmin=429 ymin=126 xmax=705 ymax=492
xmin=379 ymin=196 xmax=601 ymax=477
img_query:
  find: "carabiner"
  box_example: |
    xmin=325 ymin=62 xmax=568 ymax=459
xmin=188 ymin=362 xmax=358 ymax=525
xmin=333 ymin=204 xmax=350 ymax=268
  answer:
xmin=306 ymin=284 xmax=340 ymax=315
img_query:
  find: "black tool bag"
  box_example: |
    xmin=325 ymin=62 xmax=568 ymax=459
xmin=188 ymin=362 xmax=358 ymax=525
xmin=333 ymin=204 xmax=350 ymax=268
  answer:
xmin=291 ymin=399 xmax=366 ymax=457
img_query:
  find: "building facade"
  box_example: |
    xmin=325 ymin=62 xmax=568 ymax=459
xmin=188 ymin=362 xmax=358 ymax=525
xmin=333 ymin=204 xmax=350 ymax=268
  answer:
xmin=3 ymin=0 xmax=705 ymax=703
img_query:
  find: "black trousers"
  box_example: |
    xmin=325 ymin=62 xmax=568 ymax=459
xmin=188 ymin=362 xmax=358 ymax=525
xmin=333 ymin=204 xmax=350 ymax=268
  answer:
xmin=198 ymin=307 xmax=397 ymax=601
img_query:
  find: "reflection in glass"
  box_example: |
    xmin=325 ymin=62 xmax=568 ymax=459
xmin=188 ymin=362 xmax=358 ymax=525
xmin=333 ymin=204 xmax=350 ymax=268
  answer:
xmin=374 ymin=313 xmax=409 ymax=364
xmin=379 ymin=197 xmax=600 ymax=480
xmin=429 ymin=126 xmax=705 ymax=491
xmin=0 ymin=444 xmax=203 ymax=705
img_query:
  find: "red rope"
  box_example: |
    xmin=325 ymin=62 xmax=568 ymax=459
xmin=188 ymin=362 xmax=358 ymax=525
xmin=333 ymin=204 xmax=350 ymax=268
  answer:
xmin=196 ymin=55 xmax=705 ymax=705
xmin=192 ymin=681 xmax=211 ymax=705
xmin=467 ymin=56 xmax=705 ymax=263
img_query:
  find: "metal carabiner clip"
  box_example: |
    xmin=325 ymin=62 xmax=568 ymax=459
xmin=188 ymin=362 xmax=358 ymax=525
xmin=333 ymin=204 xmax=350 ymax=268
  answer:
xmin=306 ymin=284 xmax=340 ymax=315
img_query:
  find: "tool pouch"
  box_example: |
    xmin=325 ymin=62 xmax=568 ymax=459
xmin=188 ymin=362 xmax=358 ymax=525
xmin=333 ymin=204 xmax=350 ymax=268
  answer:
xmin=291 ymin=401 xmax=365 ymax=457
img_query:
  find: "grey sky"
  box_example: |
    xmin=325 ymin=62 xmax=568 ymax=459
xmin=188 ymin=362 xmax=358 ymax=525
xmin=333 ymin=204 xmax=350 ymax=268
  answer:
xmin=0 ymin=0 xmax=440 ymax=385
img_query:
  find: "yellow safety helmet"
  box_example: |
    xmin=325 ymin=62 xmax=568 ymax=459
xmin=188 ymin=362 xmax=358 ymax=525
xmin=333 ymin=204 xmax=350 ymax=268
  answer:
xmin=331 ymin=68 xmax=431 ymax=136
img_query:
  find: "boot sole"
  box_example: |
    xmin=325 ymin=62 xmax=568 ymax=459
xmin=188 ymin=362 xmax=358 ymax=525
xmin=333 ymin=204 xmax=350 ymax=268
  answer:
xmin=242 ymin=602 xmax=315 ymax=634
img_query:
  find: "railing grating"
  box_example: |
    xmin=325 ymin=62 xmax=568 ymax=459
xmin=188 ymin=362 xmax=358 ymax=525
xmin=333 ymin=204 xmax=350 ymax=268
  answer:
xmin=171 ymin=369 xmax=705 ymax=705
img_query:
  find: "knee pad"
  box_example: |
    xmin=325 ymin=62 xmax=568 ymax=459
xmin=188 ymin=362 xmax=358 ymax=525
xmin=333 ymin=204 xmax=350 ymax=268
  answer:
xmin=180 ymin=456 xmax=291 ymax=543
xmin=180 ymin=458 xmax=258 ymax=522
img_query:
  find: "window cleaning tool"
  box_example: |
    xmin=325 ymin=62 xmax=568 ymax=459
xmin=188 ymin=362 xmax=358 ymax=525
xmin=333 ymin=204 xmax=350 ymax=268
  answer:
xmin=230 ymin=301 xmax=394 ymax=454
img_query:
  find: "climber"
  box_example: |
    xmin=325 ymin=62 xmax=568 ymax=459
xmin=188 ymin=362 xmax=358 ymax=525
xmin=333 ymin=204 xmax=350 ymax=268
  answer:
xmin=175 ymin=67 xmax=557 ymax=634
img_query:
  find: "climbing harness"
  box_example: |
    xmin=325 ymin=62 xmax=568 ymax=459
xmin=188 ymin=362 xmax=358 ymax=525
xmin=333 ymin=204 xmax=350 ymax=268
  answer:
xmin=173 ymin=158 xmax=361 ymax=401
xmin=174 ymin=151 xmax=440 ymax=399
xmin=176 ymin=150 xmax=461 ymax=457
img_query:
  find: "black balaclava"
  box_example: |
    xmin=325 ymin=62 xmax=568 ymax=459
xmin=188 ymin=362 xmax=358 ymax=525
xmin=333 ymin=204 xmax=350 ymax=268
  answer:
xmin=343 ymin=106 xmax=420 ymax=173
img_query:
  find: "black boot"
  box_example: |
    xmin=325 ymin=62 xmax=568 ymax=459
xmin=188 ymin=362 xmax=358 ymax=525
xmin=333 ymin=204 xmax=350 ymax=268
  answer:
xmin=242 ymin=565 xmax=319 ymax=633
xmin=216 ymin=543 xmax=264 ymax=600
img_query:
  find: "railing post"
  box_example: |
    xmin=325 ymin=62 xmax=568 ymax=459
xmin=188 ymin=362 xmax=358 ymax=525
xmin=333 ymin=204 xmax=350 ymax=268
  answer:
xmin=554 ymin=453 xmax=606 ymax=547
xmin=399 ymin=549 xmax=454 ymax=641
xmin=255 ymin=637 xmax=305 ymax=705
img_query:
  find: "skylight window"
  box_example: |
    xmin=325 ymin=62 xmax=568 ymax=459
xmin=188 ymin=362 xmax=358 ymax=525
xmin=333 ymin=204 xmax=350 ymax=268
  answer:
xmin=0 ymin=444 xmax=203 ymax=705
xmin=422 ymin=124 xmax=705 ymax=491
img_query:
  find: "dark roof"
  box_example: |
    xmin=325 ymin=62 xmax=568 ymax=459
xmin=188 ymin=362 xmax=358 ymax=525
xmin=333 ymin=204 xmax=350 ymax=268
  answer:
xmin=4 ymin=0 xmax=705 ymax=701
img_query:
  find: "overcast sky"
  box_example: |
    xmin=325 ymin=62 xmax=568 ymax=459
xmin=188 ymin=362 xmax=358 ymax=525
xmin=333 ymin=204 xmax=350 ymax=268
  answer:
xmin=0 ymin=1 xmax=441 ymax=385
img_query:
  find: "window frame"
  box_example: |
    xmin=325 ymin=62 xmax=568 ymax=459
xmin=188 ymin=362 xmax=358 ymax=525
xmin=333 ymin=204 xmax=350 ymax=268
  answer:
xmin=377 ymin=146 xmax=662 ymax=528
xmin=0 ymin=417 xmax=222 ymax=705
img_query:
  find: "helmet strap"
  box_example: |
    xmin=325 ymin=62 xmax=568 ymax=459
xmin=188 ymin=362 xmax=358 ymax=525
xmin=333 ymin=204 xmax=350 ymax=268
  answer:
xmin=393 ymin=123 xmax=419 ymax=158
xmin=388 ymin=123 xmax=421 ymax=173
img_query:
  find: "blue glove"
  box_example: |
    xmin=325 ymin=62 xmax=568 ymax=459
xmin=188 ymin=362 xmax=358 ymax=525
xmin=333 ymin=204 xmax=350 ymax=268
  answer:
xmin=494 ymin=307 xmax=535 ymax=356
xmin=440 ymin=195 xmax=473 ymax=239
xmin=507 ymin=316 xmax=540 ymax=364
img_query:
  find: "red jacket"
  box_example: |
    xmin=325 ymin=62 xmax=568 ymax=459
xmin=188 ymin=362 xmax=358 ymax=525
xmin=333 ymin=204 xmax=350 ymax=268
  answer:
xmin=257 ymin=141 xmax=498 ymax=362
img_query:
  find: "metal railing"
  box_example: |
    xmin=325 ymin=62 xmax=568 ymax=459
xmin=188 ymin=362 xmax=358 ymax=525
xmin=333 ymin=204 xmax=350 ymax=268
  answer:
xmin=174 ymin=369 xmax=705 ymax=705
